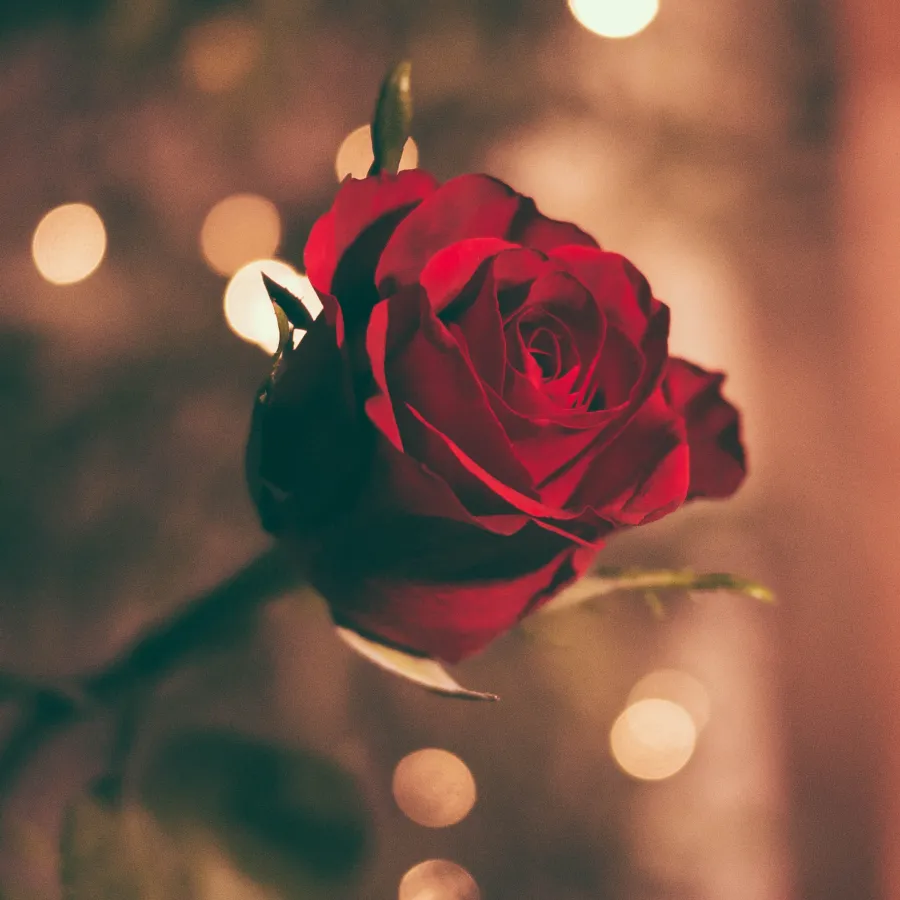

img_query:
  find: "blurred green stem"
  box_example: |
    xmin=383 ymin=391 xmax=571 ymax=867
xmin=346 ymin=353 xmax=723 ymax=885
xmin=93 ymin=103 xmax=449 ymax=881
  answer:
xmin=0 ymin=544 xmax=304 ymax=814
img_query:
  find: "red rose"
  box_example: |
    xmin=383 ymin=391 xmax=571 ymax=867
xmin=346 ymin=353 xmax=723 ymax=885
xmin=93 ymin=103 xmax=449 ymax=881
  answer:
xmin=248 ymin=171 xmax=746 ymax=662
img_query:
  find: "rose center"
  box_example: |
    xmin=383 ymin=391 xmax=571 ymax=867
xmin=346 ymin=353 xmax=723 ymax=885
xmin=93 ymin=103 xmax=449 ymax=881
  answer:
xmin=526 ymin=327 xmax=562 ymax=380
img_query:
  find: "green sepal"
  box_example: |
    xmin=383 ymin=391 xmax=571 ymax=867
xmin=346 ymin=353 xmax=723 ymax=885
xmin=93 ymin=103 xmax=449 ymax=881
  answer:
xmin=244 ymin=279 xmax=298 ymax=532
xmin=262 ymin=273 xmax=316 ymax=332
xmin=368 ymin=60 xmax=413 ymax=176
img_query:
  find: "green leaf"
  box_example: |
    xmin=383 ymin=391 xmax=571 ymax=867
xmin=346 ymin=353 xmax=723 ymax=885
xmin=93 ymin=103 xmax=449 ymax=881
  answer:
xmin=537 ymin=568 xmax=775 ymax=617
xmin=335 ymin=627 xmax=499 ymax=701
xmin=368 ymin=61 xmax=413 ymax=176
xmin=141 ymin=730 xmax=369 ymax=895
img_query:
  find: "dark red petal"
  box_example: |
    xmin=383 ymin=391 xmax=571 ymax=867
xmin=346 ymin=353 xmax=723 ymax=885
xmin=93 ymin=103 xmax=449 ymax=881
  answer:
xmin=320 ymin=543 xmax=587 ymax=662
xmin=448 ymin=285 xmax=506 ymax=391
xmin=508 ymin=195 xmax=600 ymax=253
xmin=418 ymin=237 xmax=517 ymax=313
xmin=303 ymin=209 xmax=337 ymax=298
xmin=664 ymin=357 xmax=747 ymax=499
xmin=498 ymin=305 xmax=670 ymax=490
xmin=491 ymin=248 xmax=552 ymax=313
xmin=577 ymin=322 xmax=643 ymax=409
xmin=546 ymin=389 xmax=691 ymax=526
xmin=375 ymin=174 xmax=523 ymax=295
xmin=365 ymin=298 xmax=405 ymax=450
xmin=253 ymin=314 xmax=368 ymax=533
xmin=355 ymin=431 xmax=531 ymax=533
xmin=549 ymin=247 xmax=660 ymax=344
xmin=304 ymin=171 xmax=439 ymax=329
xmin=402 ymin=404 xmax=590 ymax=528
xmin=382 ymin=289 xmax=537 ymax=498
xmin=505 ymin=268 xmax=604 ymax=399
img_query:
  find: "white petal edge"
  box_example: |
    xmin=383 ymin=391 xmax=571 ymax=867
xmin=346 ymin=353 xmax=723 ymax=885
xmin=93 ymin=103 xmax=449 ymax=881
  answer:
xmin=335 ymin=627 xmax=498 ymax=701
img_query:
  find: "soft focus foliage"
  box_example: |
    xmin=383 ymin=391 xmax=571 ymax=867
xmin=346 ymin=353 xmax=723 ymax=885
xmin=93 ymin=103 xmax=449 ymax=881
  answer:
xmin=141 ymin=730 xmax=369 ymax=894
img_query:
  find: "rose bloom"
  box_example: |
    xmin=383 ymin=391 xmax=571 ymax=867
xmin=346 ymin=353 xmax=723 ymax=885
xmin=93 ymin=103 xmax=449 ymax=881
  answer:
xmin=249 ymin=171 xmax=746 ymax=662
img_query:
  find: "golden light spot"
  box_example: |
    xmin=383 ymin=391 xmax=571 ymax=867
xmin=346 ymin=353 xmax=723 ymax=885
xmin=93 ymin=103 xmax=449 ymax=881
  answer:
xmin=628 ymin=669 xmax=711 ymax=731
xmin=610 ymin=698 xmax=696 ymax=781
xmin=399 ymin=860 xmax=480 ymax=900
xmin=335 ymin=125 xmax=419 ymax=181
xmin=392 ymin=749 xmax=476 ymax=828
xmin=182 ymin=16 xmax=261 ymax=93
xmin=32 ymin=203 xmax=107 ymax=285
xmin=223 ymin=259 xmax=321 ymax=354
xmin=200 ymin=193 xmax=281 ymax=277
xmin=568 ymin=0 xmax=659 ymax=38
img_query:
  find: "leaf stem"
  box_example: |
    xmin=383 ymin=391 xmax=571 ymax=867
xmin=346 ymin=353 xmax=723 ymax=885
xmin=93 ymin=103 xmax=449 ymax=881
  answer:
xmin=538 ymin=567 xmax=774 ymax=616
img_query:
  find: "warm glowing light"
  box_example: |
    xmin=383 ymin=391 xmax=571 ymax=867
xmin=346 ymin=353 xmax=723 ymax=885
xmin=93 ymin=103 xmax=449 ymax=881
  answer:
xmin=200 ymin=194 xmax=281 ymax=276
xmin=335 ymin=125 xmax=419 ymax=181
xmin=610 ymin=698 xmax=696 ymax=781
xmin=628 ymin=669 xmax=711 ymax=731
xmin=392 ymin=749 xmax=477 ymax=828
xmin=32 ymin=203 xmax=107 ymax=285
xmin=223 ymin=259 xmax=322 ymax=354
xmin=182 ymin=16 xmax=261 ymax=93
xmin=399 ymin=860 xmax=480 ymax=900
xmin=568 ymin=0 xmax=659 ymax=38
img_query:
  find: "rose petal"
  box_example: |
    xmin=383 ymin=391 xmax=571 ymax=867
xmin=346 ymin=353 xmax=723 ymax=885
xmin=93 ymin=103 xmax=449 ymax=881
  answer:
xmin=375 ymin=174 xmax=524 ymax=295
xmin=380 ymin=289 xmax=537 ymax=497
xmin=491 ymin=248 xmax=552 ymax=313
xmin=419 ymin=237 xmax=518 ymax=313
xmin=357 ymin=434 xmax=530 ymax=533
xmin=449 ymin=293 xmax=506 ymax=391
xmin=550 ymin=247 xmax=661 ymax=344
xmin=318 ymin=542 xmax=585 ymax=662
xmin=508 ymin=195 xmax=600 ymax=253
xmin=664 ymin=357 xmax=747 ymax=499
xmin=503 ymin=269 xmax=604 ymax=399
xmin=254 ymin=314 xmax=369 ymax=533
xmin=404 ymin=405 xmax=600 ymax=546
xmin=577 ymin=322 xmax=643 ymax=409
xmin=544 ymin=389 xmax=691 ymax=526
xmin=304 ymin=171 xmax=439 ymax=328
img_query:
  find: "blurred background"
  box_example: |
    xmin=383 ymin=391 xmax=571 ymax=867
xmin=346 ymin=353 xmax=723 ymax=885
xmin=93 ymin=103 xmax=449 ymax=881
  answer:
xmin=0 ymin=0 xmax=895 ymax=898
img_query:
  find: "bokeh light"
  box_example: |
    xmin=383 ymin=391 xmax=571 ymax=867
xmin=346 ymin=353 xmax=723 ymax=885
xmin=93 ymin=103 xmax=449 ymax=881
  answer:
xmin=32 ymin=203 xmax=107 ymax=285
xmin=200 ymin=194 xmax=281 ymax=277
xmin=399 ymin=860 xmax=480 ymax=900
xmin=335 ymin=125 xmax=419 ymax=180
xmin=610 ymin=698 xmax=697 ymax=780
xmin=181 ymin=16 xmax=262 ymax=93
xmin=628 ymin=669 xmax=711 ymax=731
xmin=392 ymin=749 xmax=477 ymax=828
xmin=223 ymin=259 xmax=322 ymax=354
xmin=568 ymin=0 xmax=659 ymax=38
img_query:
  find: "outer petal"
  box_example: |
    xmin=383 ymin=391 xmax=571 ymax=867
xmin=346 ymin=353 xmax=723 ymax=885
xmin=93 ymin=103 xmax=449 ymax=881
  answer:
xmin=315 ymin=534 xmax=586 ymax=662
xmin=304 ymin=170 xmax=439 ymax=328
xmin=250 ymin=314 xmax=371 ymax=534
xmin=664 ymin=357 xmax=747 ymax=499
xmin=508 ymin=195 xmax=600 ymax=253
xmin=375 ymin=174 xmax=524 ymax=295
